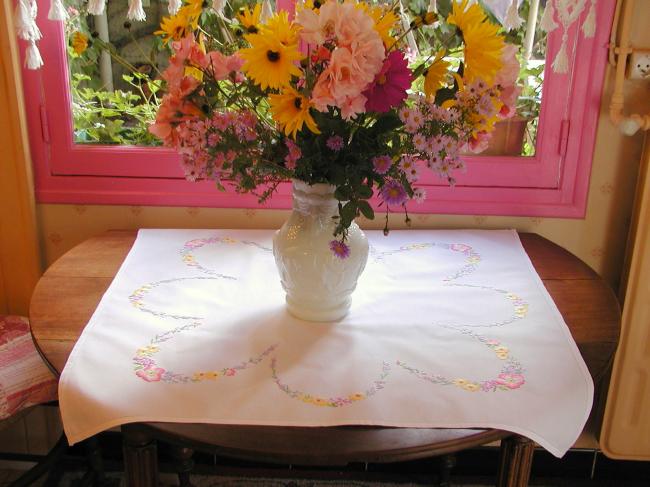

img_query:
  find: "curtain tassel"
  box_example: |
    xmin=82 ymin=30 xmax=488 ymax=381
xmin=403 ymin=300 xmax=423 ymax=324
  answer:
xmin=504 ymin=0 xmax=523 ymax=31
xmin=541 ymin=0 xmax=559 ymax=32
xmin=127 ymin=0 xmax=146 ymax=21
xmin=582 ymin=0 xmax=596 ymax=38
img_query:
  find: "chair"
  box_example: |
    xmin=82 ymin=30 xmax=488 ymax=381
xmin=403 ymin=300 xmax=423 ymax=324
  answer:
xmin=1 ymin=315 xmax=62 ymax=486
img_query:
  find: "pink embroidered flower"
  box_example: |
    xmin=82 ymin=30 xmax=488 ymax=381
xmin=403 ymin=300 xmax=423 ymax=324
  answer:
xmin=372 ymin=155 xmax=392 ymax=174
xmin=380 ymin=180 xmax=407 ymax=206
xmin=224 ymin=368 xmax=236 ymax=376
xmin=329 ymin=240 xmax=350 ymax=259
xmin=326 ymin=135 xmax=344 ymax=151
xmin=363 ymin=51 xmax=412 ymax=113
xmin=495 ymin=373 xmax=525 ymax=389
xmin=136 ymin=366 xmax=166 ymax=382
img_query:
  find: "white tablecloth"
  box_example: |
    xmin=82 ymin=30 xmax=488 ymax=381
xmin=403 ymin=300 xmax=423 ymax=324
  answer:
xmin=59 ymin=229 xmax=593 ymax=457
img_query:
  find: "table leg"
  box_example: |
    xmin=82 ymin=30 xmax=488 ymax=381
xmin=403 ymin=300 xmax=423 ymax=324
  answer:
xmin=122 ymin=424 xmax=159 ymax=487
xmin=439 ymin=453 xmax=457 ymax=487
xmin=171 ymin=446 xmax=195 ymax=487
xmin=496 ymin=435 xmax=534 ymax=487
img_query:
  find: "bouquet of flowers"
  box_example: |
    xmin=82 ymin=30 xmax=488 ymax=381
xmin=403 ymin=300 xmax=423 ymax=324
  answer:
xmin=149 ymin=0 xmax=520 ymax=254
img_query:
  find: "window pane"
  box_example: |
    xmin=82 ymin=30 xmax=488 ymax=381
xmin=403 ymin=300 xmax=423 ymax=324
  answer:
xmin=64 ymin=0 xmax=545 ymax=156
xmin=66 ymin=0 xmax=164 ymax=146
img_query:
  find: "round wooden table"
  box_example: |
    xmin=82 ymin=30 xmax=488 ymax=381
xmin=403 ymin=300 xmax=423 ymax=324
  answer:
xmin=30 ymin=231 xmax=620 ymax=487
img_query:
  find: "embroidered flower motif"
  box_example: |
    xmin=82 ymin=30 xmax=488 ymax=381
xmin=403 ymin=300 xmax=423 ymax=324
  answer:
xmin=136 ymin=366 xmax=166 ymax=382
xmin=495 ymin=373 xmax=525 ymax=389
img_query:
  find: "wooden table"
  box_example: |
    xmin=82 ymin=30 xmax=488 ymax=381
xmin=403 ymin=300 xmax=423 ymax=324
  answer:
xmin=29 ymin=231 xmax=620 ymax=487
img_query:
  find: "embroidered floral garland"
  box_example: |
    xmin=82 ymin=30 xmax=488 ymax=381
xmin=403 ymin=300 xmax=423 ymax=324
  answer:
xmin=129 ymin=235 xmax=528 ymax=401
xmin=397 ymin=328 xmax=525 ymax=392
xmin=271 ymin=359 xmax=391 ymax=407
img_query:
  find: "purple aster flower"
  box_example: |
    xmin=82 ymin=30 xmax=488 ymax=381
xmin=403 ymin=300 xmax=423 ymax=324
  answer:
xmin=326 ymin=135 xmax=344 ymax=151
xmin=329 ymin=240 xmax=350 ymax=259
xmin=372 ymin=155 xmax=392 ymax=174
xmin=380 ymin=180 xmax=408 ymax=206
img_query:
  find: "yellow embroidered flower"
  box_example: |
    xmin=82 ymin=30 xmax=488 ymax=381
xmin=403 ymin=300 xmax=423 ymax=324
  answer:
xmin=461 ymin=382 xmax=481 ymax=392
xmin=348 ymin=393 xmax=365 ymax=402
xmin=423 ymin=51 xmax=450 ymax=100
xmin=239 ymin=34 xmax=303 ymax=90
xmin=155 ymin=11 xmax=194 ymax=44
xmin=204 ymin=371 xmax=220 ymax=380
xmin=448 ymin=0 xmax=504 ymax=82
xmin=71 ymin=32 xmax=89 ymax=55
xmin=238 ymin=3 xmax=262 ymax=34
xmin=453 ymin=378 xmax=468 ymax=386
xmin=313 ymin=398 xmax=329 ymax=406
xmin=269 ymin=88 xmax=320 ymax=139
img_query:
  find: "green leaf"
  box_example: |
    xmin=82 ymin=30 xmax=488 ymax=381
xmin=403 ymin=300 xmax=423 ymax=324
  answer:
xmin=357 ymin=200 xmax=375 ymax=220
xmin=357 ymin=185 xmax=373 ymax=199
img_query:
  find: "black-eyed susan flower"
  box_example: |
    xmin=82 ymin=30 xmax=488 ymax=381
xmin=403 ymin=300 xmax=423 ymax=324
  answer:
xmin=155 ymin=11 xmax=194 ymax=44
xmin=261 ymin=11 xmax=300 ymax=45
xmin=238 ymin=4 xmax=262 ymax=34
xmin=269 ymin=88 xmax=320 ymax=139
xmin=447 ymin=0 xmax=504 ymax=83
xmin=239 ymin=34 xmax=303 ymax=90
xmin=423 ymin=51 xmax=450 ymax=99
xmin=71 ymin=31 xmax=89 ymax=55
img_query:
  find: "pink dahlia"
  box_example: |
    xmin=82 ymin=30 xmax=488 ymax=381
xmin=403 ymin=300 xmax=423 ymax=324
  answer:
xmin=363 ymin=51 xmax=413 ymax=113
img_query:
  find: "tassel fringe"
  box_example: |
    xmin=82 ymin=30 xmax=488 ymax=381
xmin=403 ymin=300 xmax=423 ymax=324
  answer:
xmin=552 ymin=34 xmax=569 ymax=73
xmin=127 ymin=0 xmax=146 ymax=21
xmin=26 ymin=40 xmax=43 ymax=69
xmin=504 ymin=0 xmax=523 ymax=31
xmin=48 ymin=0 xmax=67 ymax=20
xmin=87 ymin=0 xmax=105 ymax=16
xmin=541 ymin=0 xmax=558 ymax=32
xmin=168 ymin=0 xmax=182 ymax=15
xmin=582 ymin=0 xmax=596 ymax=38
xmin=427 ymin=0 xmax=437 ymax=13
xmin=261 ymin=0 xmax=273 ymax=23
xmin=14 ymin=0 xmax=41 ymax=41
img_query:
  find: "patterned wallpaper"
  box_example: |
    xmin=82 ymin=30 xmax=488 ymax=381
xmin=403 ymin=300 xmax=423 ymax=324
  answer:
xmin=36 ymin=70 xmax=650 ymax=292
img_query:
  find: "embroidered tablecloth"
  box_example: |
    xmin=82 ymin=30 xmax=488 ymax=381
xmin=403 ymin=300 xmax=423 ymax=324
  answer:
xmin=59 ymin=229 xmax=592 ymax=457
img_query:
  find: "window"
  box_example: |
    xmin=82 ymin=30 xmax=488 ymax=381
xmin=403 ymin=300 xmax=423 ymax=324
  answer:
xmin=23 ymin=1 xmax=614 ymax=216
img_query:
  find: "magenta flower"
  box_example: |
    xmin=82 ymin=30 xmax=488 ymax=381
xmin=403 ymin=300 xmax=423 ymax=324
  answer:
xmin=380 ymin=180 xmax=407 ymax=206
xmin=372 ymin=155 xmax=392 ymax=174
xmin=329 ymin=240 xmax=350 ymax=259
xmin=363 ymin=51 xmax=413 ymax=113
xmin=326 ymin=135 xmax=344 ymax=151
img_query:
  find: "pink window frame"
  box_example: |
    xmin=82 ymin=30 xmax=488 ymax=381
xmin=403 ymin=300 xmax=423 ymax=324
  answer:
xmin=22 ymin=2 xmax=614 ymax=217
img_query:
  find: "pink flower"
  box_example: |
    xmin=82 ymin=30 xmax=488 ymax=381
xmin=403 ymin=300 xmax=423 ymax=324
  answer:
xmin=363 ymin=51 xmax=412 ymax=113
xmin=329 ymin=240 xmax=350 ymax=259
xmin=372 ymin=155 xmax=392 ymax=174
xmin=136 ymin=366 xmax=166 ymax=382
xmin=380 ymin=180 xmax=407 ymax=206
xmin=494 ymin=44 xmax=521 ymax=118
xmin=284 ymin=139 xmax=301 ymax=169
xmin=495 ymin=373 xmax=525 ymax=389
xmin=326 ymin=135 xmax=344 ymax=151
xmin=224 ymin=368 xmax=236 ymax=376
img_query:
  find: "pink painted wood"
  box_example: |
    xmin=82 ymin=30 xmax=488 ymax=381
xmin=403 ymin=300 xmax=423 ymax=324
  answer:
xmin=21 ymin=2 xmax=614 ymax=217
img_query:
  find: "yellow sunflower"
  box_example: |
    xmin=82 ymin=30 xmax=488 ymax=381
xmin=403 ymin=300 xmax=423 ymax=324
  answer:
xmin=447 ymin=0 xmax=486 ymax=33
xmin=239 ymin=33 xmax=303 ymax=90
xmin=447 ymin=0 xmax=504 ymax=83
xmin=238 ymin=3 xmax=262 ymax=34
xmin=182 ymin=0 xmax=204 ymax=19
xmin=155 ymin=11 xmax=194 ymax=44
xmin=71 ymin=31 xmax=89 ymax=55
xmin=423 ymin=50 xmax=450 ymax=100
xmin=261 ymin=11 xmax=300 ymax=46
xmin=269 ymin=88 xmax=320 ymax=139
xmin=362 ymin=5 xmax=399 ymax=47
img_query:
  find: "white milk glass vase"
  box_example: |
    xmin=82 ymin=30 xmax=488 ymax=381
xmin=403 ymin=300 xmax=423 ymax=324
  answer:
xmin=273 ymin=179 xmax=369 ymax=322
